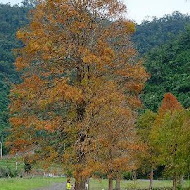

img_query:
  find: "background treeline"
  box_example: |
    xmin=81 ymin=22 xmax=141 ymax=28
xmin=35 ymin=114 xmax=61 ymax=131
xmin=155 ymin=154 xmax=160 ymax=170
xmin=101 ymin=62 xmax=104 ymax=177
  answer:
xmin=142 ymin=27 xmax=190 ymax=111
xmin=0 ymin=2 xmax=190 ymax=180
xmin=133 ymin=11 xmax=190 ymax=54
xmin=0 ymin=3 xmax=29 ymax=145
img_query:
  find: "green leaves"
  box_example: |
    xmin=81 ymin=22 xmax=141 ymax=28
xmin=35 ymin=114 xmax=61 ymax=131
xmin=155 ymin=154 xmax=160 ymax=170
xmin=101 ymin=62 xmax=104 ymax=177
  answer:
xmin=151 ymin=108 xmax=190 ymax=176
xmin=133 ymin=12 xmax=190 ymax=54
xmin=0 ymin=4 xmax=29 ymax=139
xmin=142 ymin=28 xmax=190 ymax=111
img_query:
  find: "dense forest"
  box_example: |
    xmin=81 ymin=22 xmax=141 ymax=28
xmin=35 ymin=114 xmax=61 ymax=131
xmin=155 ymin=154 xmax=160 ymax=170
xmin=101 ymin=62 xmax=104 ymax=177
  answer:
xmin=0 ymin=3 xmax=29 ymax=141
xmin=0 ymin=3 xmax=189 ymax=151
xmin=142 ymin=27 xmax=190 ymax=111
xmin=133 ymin=11 xmax=190 ymax=54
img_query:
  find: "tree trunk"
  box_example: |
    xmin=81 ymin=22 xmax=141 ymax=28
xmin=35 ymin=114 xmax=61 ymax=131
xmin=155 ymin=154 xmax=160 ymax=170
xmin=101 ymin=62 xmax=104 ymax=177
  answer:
xmin=149 ymin=167 xmax=154 ymax=190
xmin=108 ymin=178 xmax=113 ymax=190
xmin=75 ymin=177 xmax=86 ymax=190
xmin=172 ymin=173 xmax=177 ymax=190
xmin=132 ymin=170 xmax=137 ymax=183
xmin=115 ymin=178 xmax=120 ymax=190
xmin=178 ymin=175 xmax=183 ymax=189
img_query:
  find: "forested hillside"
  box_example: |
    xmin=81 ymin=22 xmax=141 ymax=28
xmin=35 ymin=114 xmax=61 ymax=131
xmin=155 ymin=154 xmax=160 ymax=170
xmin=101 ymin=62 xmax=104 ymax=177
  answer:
xmin=133 ymin=11 xmax=190 ymax=54
xmin=0 ymin=3 xmax=189 ymax=141
xmin=0 ymin=3 xmax=29 ymax=139
xmin=142 ymin=28 xmax=190 ymax=111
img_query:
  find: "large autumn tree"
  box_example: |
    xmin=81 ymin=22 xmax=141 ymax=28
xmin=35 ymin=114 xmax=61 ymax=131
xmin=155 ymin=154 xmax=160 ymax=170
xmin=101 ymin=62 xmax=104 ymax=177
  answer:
xmin=8 ymin=0 xmax=147 ymax=189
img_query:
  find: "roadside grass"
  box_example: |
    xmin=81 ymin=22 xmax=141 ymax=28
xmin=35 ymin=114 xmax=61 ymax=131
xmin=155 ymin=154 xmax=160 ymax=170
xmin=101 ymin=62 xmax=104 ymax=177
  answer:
xmin=1 ymin=157 xmax=189 ymax=189
xmin=81 ymin=179 xmax=190 ymax=189
xmin=0 ymin=177 xmax=66 ymax=190
xmin=89 ymin=179 xmax=174 ymax=189
xmin=0 ymin=177 xmax=190 ymax=190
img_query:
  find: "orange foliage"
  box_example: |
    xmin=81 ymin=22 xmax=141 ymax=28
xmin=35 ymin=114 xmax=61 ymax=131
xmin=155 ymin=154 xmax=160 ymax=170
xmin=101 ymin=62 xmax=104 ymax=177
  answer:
xmin=158 ymin=93 xmax=183 ymax=114
xmin=8 ymin=0 xmax=148 ymax=188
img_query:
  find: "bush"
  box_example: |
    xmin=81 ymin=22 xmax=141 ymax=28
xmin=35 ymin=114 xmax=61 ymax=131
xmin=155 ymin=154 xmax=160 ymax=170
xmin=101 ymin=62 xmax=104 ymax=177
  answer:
xmin=0 ymin=166 xmax=18 ymax=178
xmin=122 ymin=171 xmax=132 ymax=180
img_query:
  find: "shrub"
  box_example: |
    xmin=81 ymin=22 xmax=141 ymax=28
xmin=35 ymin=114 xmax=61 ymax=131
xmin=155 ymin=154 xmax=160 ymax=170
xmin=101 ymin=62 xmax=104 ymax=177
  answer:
xmin=0 ymin=166 xmax=18 ymax=178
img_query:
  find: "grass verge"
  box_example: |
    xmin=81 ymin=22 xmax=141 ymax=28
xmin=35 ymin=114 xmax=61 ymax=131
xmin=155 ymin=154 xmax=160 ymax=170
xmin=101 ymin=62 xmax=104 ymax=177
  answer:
xmin=0 ymin=177 xmax=65 ymax=190
xmin=0 ymin=177 xmax=190 ymax=190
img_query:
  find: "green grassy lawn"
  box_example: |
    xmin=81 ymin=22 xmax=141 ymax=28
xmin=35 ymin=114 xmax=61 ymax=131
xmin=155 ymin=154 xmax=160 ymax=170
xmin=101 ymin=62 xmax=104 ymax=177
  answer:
xmin=90 ymin=179 xmax=190 ymax=189
xmin=0 ymin=177 xmax=66 ymax=190
xmin=89 ymin=179 xmax=173 ymax=189
xmin=1 ymin=177 xmax=190 ymax=190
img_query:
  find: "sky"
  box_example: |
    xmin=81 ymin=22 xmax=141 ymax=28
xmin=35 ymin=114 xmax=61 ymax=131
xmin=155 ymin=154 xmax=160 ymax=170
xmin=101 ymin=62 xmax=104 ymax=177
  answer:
xmin=125 ymin=0 xmax=190 ymax=23
xmin=0 ymin=0 xmax=190 ymax=23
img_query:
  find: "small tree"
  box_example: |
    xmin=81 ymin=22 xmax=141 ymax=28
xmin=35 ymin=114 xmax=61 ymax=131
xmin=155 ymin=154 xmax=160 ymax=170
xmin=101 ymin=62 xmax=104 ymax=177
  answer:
xmin=151 ymin=93 xmax=190 ymax=190
xmin=137 ymin=110 xmax=157 ymax=190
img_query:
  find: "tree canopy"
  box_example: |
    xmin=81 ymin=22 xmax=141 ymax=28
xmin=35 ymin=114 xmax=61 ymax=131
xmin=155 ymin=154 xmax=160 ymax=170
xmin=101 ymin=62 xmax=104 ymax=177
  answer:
xmin=7 ymin=0 xmax=147 ymax=190
xmin=0 ymin=4 xmax=189 ymax=138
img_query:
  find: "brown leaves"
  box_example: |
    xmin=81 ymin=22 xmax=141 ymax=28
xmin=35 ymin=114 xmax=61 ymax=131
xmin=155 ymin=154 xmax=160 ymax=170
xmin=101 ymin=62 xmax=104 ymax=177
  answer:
xmin=37 ymin=79 xmax=83 ymax=110
xmin=9 ymin=117 xmax=26 ymax=127
xmin=158 ymin=93 xmax=183 ymax=115
xmin=9 ymin=0 xmax=148 ymax=181
xmin=14 ymin=57 xmax=29 ymax=71
xmin=81 ymin=80 xmax=141 ymax=175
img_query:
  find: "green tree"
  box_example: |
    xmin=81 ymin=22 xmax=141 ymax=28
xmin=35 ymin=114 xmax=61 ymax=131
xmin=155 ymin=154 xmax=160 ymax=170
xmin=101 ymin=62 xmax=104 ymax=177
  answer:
xmin=137 ymin=110 xmax=157 ymax=190
xmin=151 ymin=93 xmax=190 ymax=190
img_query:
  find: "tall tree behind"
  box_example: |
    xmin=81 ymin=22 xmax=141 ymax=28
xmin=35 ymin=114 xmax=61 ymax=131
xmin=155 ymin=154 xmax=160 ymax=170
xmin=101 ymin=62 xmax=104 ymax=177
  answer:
xmin=84 ymin=80 xmax=144 ymax=190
